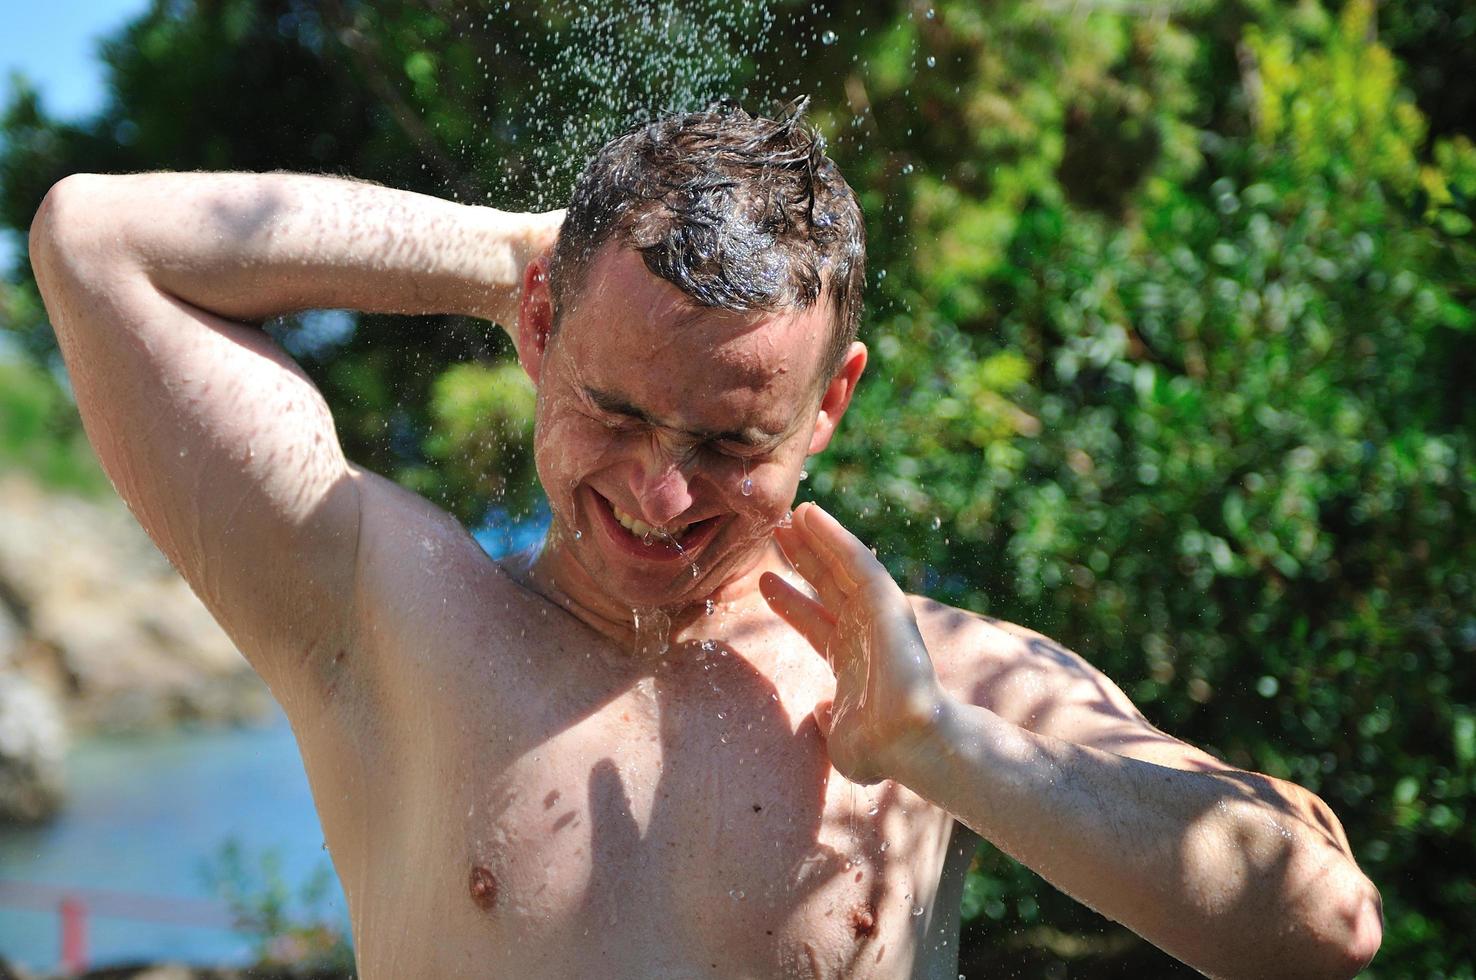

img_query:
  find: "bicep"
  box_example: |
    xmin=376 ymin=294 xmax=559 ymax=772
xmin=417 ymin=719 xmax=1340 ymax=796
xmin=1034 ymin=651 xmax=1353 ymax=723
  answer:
xmin=41 ymin=244 xmax=359 ymax=697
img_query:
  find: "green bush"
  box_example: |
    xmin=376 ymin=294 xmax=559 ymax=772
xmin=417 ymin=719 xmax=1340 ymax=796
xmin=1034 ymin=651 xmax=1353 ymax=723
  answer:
xmin=201 ymin=839 xmax=355 ymax=973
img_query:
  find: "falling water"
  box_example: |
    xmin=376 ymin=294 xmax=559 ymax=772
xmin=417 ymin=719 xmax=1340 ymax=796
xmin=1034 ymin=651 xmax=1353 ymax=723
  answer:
xmin=449 ymin=0 xmax=823 ymax=212
xmin=631 ymin=605 xmax=672 ymax=658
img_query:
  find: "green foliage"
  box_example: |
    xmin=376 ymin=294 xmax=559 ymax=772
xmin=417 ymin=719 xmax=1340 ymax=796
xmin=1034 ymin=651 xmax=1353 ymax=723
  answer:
xmin=405 ymin=361 xmax=539 ymax=523
xmin=201 ymin=840 xmax=355 ymax=972
xmin=3 ymin=0 xmax=1473 ymax=974
xmin=0 ymin=352 xmax=107 ymax=494
xmin=812 ymin=1 xmax=1476 ymax=973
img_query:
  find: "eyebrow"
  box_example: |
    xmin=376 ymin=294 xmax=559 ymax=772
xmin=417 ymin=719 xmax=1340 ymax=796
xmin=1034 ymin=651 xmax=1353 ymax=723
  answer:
xmin=583 ymin=385 xmax=782 ymax=446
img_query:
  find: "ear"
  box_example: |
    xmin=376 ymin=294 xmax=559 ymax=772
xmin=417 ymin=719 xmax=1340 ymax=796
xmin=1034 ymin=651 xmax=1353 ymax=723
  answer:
xmin=517 ymin=253 xmax=555 ymax=385
xmin=807 ymin=342 xmax=868 ymax=455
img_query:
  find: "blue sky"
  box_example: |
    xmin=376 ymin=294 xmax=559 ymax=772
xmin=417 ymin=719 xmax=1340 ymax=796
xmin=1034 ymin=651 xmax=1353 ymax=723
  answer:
xmin=1 ymin=1 xmax=150 ymax=270
xmin=1 ymin=1 xmax=151 ymax=121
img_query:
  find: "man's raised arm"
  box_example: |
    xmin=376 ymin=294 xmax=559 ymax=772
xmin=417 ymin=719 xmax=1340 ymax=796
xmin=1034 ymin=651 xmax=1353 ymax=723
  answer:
xmin=28 ymin=172 xmax=555 ymax=701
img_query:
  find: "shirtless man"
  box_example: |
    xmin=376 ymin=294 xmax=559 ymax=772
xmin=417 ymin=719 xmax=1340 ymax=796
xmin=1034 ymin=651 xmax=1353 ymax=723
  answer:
xmin=30 ymin=105 xmax=1380 ymax=978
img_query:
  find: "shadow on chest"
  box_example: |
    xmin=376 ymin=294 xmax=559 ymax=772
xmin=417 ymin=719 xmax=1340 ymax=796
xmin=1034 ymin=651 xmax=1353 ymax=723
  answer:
xmin=454 ymin=638 xmax=909 ymax=933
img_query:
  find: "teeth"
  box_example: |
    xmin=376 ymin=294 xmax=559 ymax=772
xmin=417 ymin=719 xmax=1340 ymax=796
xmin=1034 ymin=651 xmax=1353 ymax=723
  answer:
xmin=611 ymin=503 xmax=687 ymax=540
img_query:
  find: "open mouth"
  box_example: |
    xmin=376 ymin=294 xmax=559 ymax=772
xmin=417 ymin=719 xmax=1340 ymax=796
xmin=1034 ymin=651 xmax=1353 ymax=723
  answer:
xmin=586 ymin=487 xmax=721 ymax=562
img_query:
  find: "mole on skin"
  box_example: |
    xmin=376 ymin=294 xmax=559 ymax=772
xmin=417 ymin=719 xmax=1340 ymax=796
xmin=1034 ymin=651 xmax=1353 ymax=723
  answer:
xmin=469 ymin=864 xmax=499 ymax=911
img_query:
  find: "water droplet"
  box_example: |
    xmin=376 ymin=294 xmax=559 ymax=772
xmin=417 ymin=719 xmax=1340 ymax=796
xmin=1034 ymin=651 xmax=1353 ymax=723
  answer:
xmin=867 ymin=801 xmax=880 ymax=815
xmin=729 ymin=888 xmax=745 ymax=900
xmin=925 ymin=7 xmax=935 ymax=18
xmin=931 ymin=516 xmax=942 ymax=529
xmin=820 ymin=29 xmax=837 ymax=45
xmin=573 ymin=529 xmax=583 ymax=540
xmin=701 ymin=639 xmax=717 ymax=652
xmin=705 ymin=599 xmax=716 ymax=616
xmin=926 ymin=55 xmax=936 ymax=68
xmin=879 ymin=840 xmax=890 ymax=852
xmin=912 ymin=904 xmax=924 ymax=916
xmin=741 ymin=477 xmax=753 ymax=496
xmin=901 ymin=163 xmax=914 ymax=175
xmin=798 ymin=468 xmax=808 ymax=481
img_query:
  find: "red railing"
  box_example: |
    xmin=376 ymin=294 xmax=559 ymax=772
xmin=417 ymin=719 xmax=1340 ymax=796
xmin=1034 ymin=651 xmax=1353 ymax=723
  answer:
xmin=0 ymin=880 xmax=236 ymax=974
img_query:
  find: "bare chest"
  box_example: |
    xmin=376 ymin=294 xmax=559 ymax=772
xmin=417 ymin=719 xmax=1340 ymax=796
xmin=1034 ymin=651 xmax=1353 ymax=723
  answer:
xmin=344 ymin=624 xmax=964 ymax=978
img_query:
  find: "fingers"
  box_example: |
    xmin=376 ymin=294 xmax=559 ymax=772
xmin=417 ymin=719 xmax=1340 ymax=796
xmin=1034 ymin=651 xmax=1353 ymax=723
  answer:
xmin=774 ymin=521 xmax=853 ymax=611
xmin=759 ymin=572 xmax=836 ymax=664
xmin=795 ymin=503 xmax=890 ymax=584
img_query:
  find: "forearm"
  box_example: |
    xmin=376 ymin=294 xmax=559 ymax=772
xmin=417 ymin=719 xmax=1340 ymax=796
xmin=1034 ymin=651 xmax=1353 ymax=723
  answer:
xmin=33 ymin=171 xmax=540 ymax=326
xmin=897 ymin=700 xmax=1381 ymax=978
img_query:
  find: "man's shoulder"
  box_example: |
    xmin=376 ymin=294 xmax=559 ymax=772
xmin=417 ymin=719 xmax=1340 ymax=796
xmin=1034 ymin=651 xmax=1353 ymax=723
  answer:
xmin=904 ymin=593 xmax=1108 ymax=724
xmin=904 ymin=593 xmax=1068 ymax=663
xmin=352 ymin=467 xmax=527 ymax=634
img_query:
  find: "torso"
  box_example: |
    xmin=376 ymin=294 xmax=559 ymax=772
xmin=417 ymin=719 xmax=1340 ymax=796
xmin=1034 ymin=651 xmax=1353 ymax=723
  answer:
xmin=285 ymin=495 xmax=979 ymax=979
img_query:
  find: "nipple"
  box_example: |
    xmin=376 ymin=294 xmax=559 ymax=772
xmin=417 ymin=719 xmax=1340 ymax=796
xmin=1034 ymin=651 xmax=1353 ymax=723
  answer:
xmin=468 ymin=864 xmax=499 ymax=911
xmin=850 ymin=902 xmax=878 ymax=938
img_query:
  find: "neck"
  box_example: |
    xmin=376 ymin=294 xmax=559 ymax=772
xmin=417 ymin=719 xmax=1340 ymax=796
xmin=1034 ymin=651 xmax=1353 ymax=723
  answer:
xmin=519 ymin=517 xmax=793 ymax=650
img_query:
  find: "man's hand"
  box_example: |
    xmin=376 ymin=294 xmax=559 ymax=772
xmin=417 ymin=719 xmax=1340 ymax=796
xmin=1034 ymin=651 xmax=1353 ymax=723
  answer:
xmin=521 ymin=208 xmax=566 ymax=263
xmin=760 ymin=502 xmax=949 ymax=784
xmin=496 ymin=207 xmax=563 ymax=350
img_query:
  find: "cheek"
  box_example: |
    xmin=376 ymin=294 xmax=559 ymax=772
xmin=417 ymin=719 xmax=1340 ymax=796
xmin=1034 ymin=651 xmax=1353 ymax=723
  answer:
xmin=536 ymin=410 xmax=611 ymax=470
xmin=727 ymin=456 xmax=800 ymax=520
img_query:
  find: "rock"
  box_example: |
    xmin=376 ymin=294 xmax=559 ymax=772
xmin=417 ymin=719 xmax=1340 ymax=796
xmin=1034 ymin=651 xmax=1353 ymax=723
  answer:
xmin=0 ymin=473 xmax=271 ymax=734
xmin=0 ymin=673 xmax=66 ymax=822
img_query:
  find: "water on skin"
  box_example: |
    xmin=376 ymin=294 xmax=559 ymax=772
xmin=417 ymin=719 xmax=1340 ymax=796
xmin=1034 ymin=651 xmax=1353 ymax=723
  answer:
xmin=631 ymin=606 xmax=672 ymax=658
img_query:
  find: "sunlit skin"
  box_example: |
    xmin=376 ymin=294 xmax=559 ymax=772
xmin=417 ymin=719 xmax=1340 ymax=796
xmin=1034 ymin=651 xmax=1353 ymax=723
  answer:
xmin=513 ymin=244 xmax=864 ymax=639
xmin=31 ymin=172 xmax=1383 ymax=979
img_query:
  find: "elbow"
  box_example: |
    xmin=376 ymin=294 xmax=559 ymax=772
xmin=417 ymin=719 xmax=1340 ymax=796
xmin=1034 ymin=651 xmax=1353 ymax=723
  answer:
xmin=1295 ymin=872 xmax=1382 ymax=980
xmin=29 ymin=173 xmax=112 ymax=284
xmin=1334 ymin=877 xmax=1383 ymax=979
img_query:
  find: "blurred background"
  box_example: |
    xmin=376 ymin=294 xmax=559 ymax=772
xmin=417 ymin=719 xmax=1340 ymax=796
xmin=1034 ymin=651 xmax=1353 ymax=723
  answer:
xmin=0 ymin=0 xmax=1472 ymax=976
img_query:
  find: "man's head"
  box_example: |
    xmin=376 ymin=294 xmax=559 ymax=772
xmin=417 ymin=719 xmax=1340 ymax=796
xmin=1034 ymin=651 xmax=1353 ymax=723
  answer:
xmin=517 ymin=102 xmax=868 ymax=609
xmin=550 ymin=100 xmax=866 ymax=384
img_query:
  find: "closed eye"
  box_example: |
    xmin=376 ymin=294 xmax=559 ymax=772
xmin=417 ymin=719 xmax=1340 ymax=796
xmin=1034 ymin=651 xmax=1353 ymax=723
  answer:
xmin=592 ymin=409 xmax=641 ymax=432
xmin=708 ymin=439 xmax=772 ymax=460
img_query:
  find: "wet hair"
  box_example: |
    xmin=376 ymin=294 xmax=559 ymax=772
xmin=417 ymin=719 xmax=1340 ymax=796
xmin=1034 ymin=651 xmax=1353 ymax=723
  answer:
xmin=549 ymin=99 xmax=866 ymax=383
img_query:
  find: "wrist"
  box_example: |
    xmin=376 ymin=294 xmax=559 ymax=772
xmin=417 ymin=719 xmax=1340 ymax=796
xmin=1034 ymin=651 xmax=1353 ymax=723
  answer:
xmin=471 ymin=207 xmax=562 ymax=327
xmin=876 ymin=686 xmax=960 ymax=789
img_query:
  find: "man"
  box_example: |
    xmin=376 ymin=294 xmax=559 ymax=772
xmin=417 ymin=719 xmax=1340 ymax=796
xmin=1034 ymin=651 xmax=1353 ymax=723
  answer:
xmin=30 ymin=104 xmax=1380 ymax=977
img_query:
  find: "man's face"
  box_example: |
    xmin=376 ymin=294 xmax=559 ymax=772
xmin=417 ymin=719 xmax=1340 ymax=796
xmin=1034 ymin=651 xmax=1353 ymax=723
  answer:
xmin=528 ymin=246 xmax=844 ymax=609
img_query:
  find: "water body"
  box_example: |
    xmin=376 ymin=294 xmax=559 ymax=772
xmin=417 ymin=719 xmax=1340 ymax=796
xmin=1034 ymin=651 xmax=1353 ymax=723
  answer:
xmin=0 ymin=714 xmax=343 ymax=972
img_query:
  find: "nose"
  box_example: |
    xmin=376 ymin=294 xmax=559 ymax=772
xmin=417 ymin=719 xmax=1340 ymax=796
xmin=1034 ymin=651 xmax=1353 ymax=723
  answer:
xmin=627 ymin=443 xmax=695 ymax=528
